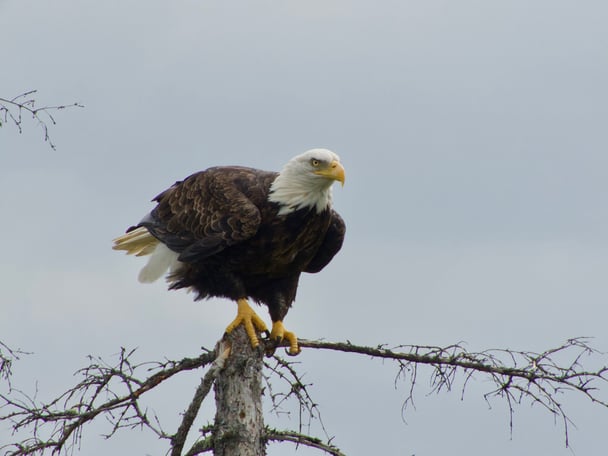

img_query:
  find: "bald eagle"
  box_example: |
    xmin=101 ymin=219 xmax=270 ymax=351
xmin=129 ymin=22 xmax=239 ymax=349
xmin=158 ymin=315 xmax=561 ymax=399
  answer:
xmin=113 ymin=149 xmax=345 ymax=355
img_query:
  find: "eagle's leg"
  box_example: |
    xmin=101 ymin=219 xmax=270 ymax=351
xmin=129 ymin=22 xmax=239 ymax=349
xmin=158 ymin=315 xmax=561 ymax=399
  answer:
xmin=269 ymin=321 xmax=301 ymax=356
xmin=224 ymin=298 xmax=269 ymax=349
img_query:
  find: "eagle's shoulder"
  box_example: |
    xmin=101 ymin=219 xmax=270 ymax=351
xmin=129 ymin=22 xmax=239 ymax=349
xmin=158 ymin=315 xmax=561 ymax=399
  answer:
xmin=152 ymin=166 xmax=276 ymax=204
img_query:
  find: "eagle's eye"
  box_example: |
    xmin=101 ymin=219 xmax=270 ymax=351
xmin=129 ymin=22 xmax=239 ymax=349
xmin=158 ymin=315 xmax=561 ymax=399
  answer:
xmin=311 ymin=159 xmax=320 ymax=167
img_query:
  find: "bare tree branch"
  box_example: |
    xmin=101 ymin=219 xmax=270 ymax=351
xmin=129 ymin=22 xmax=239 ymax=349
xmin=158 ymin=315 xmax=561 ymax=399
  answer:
xmin=265 ymin=428 xmax=346 ymax=456
xmin=298 ymin=337 xmax=608 ymax=445
xmin=183 ymin=437 xmax=214 ymax=455
xmin=0 ymin=342 xmax=29 ymax=389
xmin=1 ymin=348 xmax=217 ymax=455
xmin=0 ymin=90 xmax=83 ymax=150
xmin=171 ymin=344 xmax=230 ymax=456
xmin=1 ymin=336 xmax=607 ymax=454
xmin=263 ymin=354 xmax=333 ymax=444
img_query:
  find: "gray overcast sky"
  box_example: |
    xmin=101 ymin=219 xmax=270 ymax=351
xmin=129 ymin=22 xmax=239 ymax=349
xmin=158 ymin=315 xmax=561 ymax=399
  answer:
xmin=2 ymin=0 xmax=608 ymax=454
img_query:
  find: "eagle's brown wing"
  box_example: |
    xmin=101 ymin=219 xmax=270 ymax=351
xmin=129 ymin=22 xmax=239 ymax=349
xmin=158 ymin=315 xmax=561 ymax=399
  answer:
xmin=140 ymin=166 xmax=268 ymax=263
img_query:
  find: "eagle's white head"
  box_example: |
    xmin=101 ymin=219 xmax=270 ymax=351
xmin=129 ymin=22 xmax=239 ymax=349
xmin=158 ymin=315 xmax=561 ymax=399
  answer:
xmin=268 ymin=148 xmax=345 ymax=215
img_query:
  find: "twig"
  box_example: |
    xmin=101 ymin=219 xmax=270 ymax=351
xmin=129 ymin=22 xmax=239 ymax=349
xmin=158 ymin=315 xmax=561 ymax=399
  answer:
xmin=0 ymin=342 xmax=30 ymax=388
xmin=263 ymin=354 xmax=330 ymax=440
xmin=0 ymin=90 xmax=83 ymax=150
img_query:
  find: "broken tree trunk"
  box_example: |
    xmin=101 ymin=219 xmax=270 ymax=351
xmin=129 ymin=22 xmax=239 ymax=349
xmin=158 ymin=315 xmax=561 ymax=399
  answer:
xmin=213 ymin=325 xmax=266 ymax=456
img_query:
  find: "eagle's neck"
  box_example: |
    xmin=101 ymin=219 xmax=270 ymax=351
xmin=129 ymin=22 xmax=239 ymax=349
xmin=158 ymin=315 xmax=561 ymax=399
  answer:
xmin=268 ymin=171 xmax=333 ymax=216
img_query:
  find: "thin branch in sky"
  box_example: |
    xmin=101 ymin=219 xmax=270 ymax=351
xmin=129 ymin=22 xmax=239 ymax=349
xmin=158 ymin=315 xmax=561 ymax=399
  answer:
xmin=0 ymin=90 xmax=84 ymax=150
xmin=0 ymin=342 xmax=30 ymax=391
xmin=298 ymin=337 xmax=608 ymax=446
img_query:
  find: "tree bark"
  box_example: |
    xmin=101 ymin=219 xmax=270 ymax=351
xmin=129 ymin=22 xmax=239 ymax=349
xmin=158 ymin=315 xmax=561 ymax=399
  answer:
xmin=213 ymin=325 xmax=265 ymax=456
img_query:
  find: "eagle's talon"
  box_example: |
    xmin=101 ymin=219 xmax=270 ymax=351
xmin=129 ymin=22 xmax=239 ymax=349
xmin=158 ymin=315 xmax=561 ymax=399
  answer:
xmin=225 ymin=298 xmax=268 ymax=349
xmin=264 ymin=343 xmax=277 ymax=357
xmin=269 ymin=321 xmax=300 ymax=356
xmin=285 ymin=346 xmax=301 ymax=356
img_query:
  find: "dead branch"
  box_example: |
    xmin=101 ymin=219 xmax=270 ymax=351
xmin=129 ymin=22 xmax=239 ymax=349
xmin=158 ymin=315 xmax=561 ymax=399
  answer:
xmin=1 ymin=343 xmax=22 ymax=386
xmin=0 ymin=90 xmax=83 ymax=150
xmin=263 ymin=354 xmax=326 ymax=436
xmin=171 ymin=343 xmax=230 ymax=456
xmin=298 ymin=337 xmax=608 ymax=445
xmin=1 ymin=347 xmax=216 ymax=455
xmin=183 ymin=437 xmax=214 ymax=455
xmin=265 ymin=428 xmax=346 ymax=456
xmin=1 ymin=336 xmax=607 ymax=454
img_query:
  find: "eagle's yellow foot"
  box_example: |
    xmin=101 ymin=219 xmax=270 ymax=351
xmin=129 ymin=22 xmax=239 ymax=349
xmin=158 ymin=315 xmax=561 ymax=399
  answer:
xmin=268 ymin=320 xmax=301 ymax=356
xmin=224 ymin=298 xmax=269 ymax=349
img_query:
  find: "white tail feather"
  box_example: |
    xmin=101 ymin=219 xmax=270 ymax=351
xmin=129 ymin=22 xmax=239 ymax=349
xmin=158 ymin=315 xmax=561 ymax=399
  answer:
xmin=112 ymin=227 xmax=159 ymax=256
xmin=138 ymin=243 xmax=180 ymax=283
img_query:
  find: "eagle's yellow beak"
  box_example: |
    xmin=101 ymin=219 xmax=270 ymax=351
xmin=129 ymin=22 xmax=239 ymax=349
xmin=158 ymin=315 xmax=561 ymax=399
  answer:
xmin=315 ymin=160 xmax=346 ymax=187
